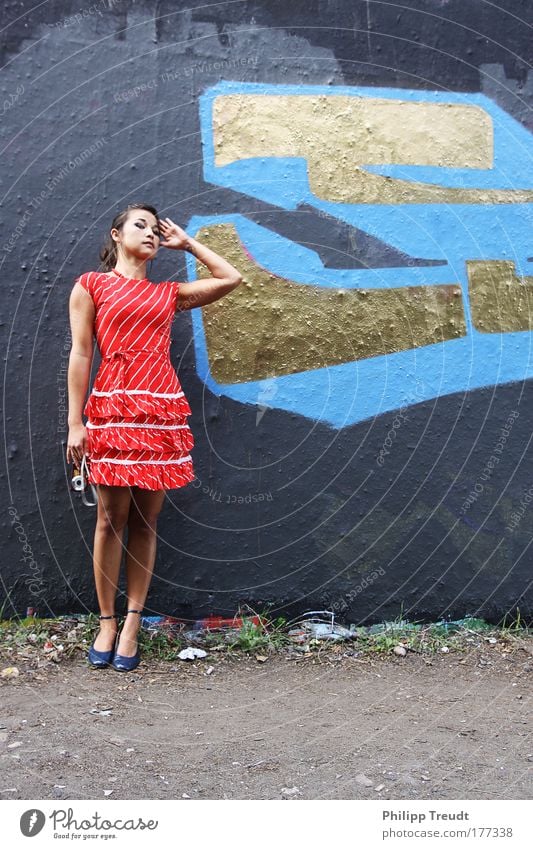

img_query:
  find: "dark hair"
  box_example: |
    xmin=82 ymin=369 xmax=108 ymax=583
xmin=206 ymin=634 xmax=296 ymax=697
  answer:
xmin=99 ymin=202 xmax=160 ymax=272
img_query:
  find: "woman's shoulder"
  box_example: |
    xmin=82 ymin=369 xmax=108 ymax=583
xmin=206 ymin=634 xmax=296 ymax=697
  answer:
xmin=74 ymin=270 xmax=113 ymax=295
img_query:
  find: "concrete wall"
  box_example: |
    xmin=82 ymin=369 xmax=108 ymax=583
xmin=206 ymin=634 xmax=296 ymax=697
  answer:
xmin=2 ymin=0 xmax=532 ymax=624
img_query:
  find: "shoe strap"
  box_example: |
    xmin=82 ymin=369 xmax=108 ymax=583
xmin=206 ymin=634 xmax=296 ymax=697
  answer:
xmin=127 ymin=609 xmax=143 ymax=615
xmin=98 ymin=614 xmax=120 ymax=620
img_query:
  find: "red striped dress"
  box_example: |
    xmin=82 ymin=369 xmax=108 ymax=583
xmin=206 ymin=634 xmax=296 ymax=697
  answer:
xmin=75 ymin=269 xmax=195 ymax=490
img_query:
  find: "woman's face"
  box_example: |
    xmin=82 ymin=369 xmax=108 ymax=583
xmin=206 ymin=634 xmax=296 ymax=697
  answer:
xmin=113 ymin=209 xmax=161 ymax=260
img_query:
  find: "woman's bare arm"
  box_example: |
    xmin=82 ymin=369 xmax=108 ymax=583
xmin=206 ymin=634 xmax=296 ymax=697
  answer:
xmin=66 ymin=282 xmax=95 ymax=464
xmin=158 ymin=219 xmax=243 ymax=311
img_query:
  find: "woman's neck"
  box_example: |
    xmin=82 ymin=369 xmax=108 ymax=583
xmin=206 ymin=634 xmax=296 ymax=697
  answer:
xmin=112 ymin=258 xmax=148 ymax=280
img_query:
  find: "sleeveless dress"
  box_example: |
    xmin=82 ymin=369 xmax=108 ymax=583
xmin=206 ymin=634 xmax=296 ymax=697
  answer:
xmin=75 ymin=269 xmax=195 ymax=491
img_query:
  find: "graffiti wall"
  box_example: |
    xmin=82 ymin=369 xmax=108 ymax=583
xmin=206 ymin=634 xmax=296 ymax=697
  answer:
xmin=2 ymin=0 xmax=532 ymax=623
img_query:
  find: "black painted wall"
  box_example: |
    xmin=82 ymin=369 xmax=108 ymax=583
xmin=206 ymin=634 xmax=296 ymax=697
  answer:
xmin=1 ymin=1 xmax=532 ymax=624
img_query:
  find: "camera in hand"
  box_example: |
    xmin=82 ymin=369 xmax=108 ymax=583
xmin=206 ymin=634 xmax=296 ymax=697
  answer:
xmin=71 ymin=464 xmax=86 ymax=491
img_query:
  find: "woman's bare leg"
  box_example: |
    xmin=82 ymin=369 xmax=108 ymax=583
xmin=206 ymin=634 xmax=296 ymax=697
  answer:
xmin=115 ymin=487 xmax=167 ymax=657
xmin=92 ymin=484 xmax=132 ymax=652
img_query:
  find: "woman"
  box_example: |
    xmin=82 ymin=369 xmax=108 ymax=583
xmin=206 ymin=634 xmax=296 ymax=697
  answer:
xmin=66 ymin=202 xmax=242 ymax=671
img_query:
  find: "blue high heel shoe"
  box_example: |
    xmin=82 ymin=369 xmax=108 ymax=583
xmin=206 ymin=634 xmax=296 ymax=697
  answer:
xmin=87 ymin=614 xmax=120 ymax=668
xmin=111 ymin=609 xmax=143 ymax=672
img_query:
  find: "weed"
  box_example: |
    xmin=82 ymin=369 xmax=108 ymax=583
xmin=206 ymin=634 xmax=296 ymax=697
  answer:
xmin=0 ymin=608 xmax=531 ymax=665
xmin=225 ymin=605 xmax=290 ymax=653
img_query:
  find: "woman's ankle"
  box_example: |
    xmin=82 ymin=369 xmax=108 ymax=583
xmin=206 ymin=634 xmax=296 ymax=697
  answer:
xmin=99 ymin=619 xmax=118 ymax=631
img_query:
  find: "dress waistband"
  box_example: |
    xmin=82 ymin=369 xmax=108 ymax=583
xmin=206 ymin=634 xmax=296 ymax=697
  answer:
xmin=103 ymin=347 xmax=169 ymax=361
xmin=101 ymin=348 xmax=170 ymax=392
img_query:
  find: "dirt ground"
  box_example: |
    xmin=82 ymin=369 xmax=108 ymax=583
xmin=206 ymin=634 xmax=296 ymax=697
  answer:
xmin=1 ymin=643 xmax=531 ymax=801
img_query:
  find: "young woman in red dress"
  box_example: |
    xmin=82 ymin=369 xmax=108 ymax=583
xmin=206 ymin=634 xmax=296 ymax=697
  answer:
xmin=66 ymin=203 xmax=242 ymax=671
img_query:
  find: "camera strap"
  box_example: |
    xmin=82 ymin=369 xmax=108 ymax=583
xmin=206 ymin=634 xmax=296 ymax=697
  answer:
xmin=80 ymin=453 xmax=98 ymax=507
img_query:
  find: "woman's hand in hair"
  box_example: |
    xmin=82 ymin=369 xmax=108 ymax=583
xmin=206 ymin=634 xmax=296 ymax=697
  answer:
xmin=159 ymin=218 xmax=190 ymax=251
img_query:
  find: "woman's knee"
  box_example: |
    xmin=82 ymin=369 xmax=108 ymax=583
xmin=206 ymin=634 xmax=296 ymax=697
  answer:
xmin=97 ymin=510 xmax=129 ymax=535
xmin=96 ymin=486 xmax=132 ymax=534
xmin=128 ymin=491 xmax=165 ymax=533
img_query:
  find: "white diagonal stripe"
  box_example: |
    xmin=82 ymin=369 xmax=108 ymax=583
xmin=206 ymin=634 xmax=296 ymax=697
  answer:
xmin=114 ymin=283 xmax=169 ymax=355
xmin=125 ymin=285 xmax=175 ymax=386
xmin=99 ymin=279 xmax=154 ymax=351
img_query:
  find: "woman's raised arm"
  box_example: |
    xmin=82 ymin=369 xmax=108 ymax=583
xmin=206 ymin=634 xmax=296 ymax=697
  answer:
xmin=159 ymin=218 xmax=243 ymax=311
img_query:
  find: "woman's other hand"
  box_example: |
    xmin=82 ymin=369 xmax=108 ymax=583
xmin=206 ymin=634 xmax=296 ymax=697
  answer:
xmin=67 ymin=422 xmax=88 ymax=466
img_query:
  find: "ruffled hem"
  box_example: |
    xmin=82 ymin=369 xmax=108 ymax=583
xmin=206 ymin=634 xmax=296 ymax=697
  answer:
xmin=84 ymin=392 xmax=192 ymax=420
xmin=87 ymin=458 xmax=195 ymax=491
xmin=87 ymin=423 xmax=194 ymax=455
